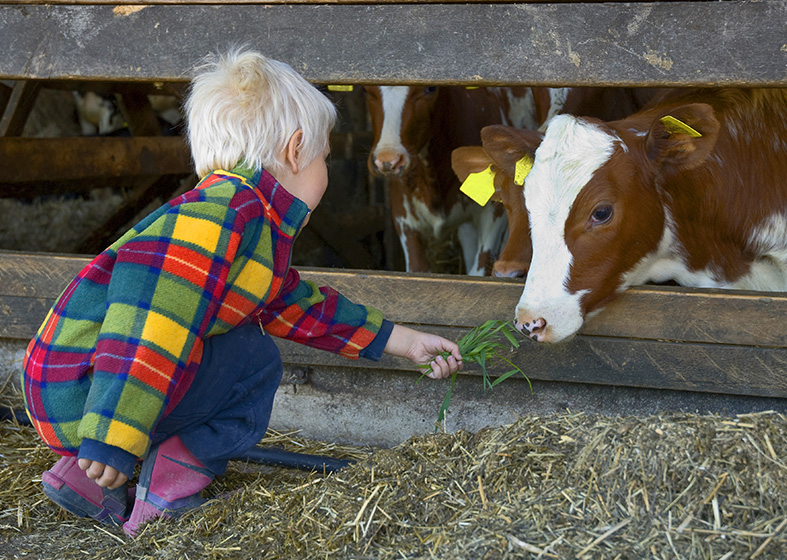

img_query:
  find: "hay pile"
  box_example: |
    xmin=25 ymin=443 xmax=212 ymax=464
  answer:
xmin=2 ymin=410 xmax=786 ymax=559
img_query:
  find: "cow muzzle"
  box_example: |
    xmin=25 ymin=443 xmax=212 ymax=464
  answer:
xmin=492 ymin=260 xmax=528 ymax=278
xmin=514 ymin=295 xmax=586 ymax=344
xmin=514 ymin=316 xmax=548 ymax=342
xmin=372 ymin=147 xmax=410 ymax=176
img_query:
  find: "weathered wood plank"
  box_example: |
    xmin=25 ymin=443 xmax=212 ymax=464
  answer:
xmin=0 ymin=137 xmax=192 ymax=190
xmin=0 ymin=252 xmax=89 ymax=298
xmin=5 ymin=286 xmax=784 ymax=399
xmin=280 ymin=270 xmax=787 ymax=348
xmin=0 ymin=81 xmax=41 ymax=137
xmin=0 ymin=3 xmax=784 ymax=87
xmin=4 ymin=286 xmax=785 ymax=398
xmin=0 ymin=0 xmax=726 ymax=5
xmin=1 ymin=252 xmax=786 ymax=348
xmin=275 ymin=333 xmax=787 ymax=399
xmin=1 ymin=251 xmax=786 ymax=400
xmin=2 ymin=249 xmax=785 ymax=398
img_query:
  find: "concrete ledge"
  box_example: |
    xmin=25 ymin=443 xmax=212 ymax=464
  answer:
xmin=270 ymin=365 xmax=787 ymax=447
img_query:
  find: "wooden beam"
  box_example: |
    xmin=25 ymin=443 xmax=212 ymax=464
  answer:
xmin=114 ymin=83 xmax=166 ymax=137
xmin=275 ymin=333 xmax=787 ymax=399
xmin=1 ymin=252 xmax=786 ymax=347
xmin=0 ymin=81 xmax=41 ymax=137
xmin=0 ymin=137 xmax=192 ymax=195
xmin=75 ymin=174 xmax=195 ymax=254
xmin=0 ymin=0 xmax=712 ymax=4
xmin=0 ymin=82 xmax=11 ymax=116
xmin=1 ymin=251 xmax=785 ymax=399
xmin=0 ymin=3 xmax=784 ymax=87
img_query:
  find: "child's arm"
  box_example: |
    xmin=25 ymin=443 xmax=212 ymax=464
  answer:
xmin=384 ymin=324 xmax=463 ymax=379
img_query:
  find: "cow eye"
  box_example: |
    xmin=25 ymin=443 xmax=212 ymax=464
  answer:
xmin=590 ymin=204 xmax=613 ymax=225
xmin=424 ymin=86 xmax=437 ymax=95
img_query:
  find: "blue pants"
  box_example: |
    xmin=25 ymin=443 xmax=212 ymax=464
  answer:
xmin=151 ymin=323 xmax=283 ymax=475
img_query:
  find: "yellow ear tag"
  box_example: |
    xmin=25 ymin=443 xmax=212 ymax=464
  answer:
xmin=660 ymin=115 xmax=702 ymax=138
xmin=327 ymin=85 xmax=353 ymax=92
xmin=460 ymin=165 xmax=496 ymax=206
xmin=514 ymin=155 xmax=533 ymax=186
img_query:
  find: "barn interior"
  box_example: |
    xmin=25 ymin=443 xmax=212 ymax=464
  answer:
xmin=0 ymin=81 xmax=406 ymax=271
xmin=2 ymin=1 xmax=786 ymax=557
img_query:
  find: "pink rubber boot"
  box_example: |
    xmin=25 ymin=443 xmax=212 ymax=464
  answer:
xmin=122 ymin=436 xmax=213 ymax=537
xmin=41 ymin=455 xmax=132 ymax=526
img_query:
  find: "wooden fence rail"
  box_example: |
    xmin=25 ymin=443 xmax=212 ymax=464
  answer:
xmin=2 ymin=250 xmax=786 ymax=400
xmin=1 ymin=2 xmax=785 ymax=87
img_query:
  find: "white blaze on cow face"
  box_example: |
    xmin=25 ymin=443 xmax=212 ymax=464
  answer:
xmin=372 ymin=86 xmax=411 ymax=175
xmin=516 ymin=115 xmax=618 ymax=343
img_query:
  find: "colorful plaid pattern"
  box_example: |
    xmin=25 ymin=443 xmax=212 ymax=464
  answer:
xmin=23 ymin=163 xmax=384 ymax=460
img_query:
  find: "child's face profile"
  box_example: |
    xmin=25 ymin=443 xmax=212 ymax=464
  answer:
xmin=294 ymin=145 xmax=330 ymax=211
xmin=276 ymin=133 xmax=331 ymax=216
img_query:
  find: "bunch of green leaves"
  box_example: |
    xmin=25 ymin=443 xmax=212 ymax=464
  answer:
xmin=420 ymin=319 xmax=531 ymax=430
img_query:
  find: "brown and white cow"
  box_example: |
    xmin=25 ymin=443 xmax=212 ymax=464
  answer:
xmin=490 ymin=87 xmax=787 ymax=343
xmin=364 ymin=85 xmax=537 ymax=275
xmin=451 ymin=126 xmax=540 ymax=279
xmin=451 ymin=87 xmax=668 ymax=279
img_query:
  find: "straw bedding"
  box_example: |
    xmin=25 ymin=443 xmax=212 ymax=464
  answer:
xmin=1 ymin=406 xmax=785 ymax=559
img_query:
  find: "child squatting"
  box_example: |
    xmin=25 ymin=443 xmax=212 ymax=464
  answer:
xmin=21 ymin=49 xmax=463 ymax=537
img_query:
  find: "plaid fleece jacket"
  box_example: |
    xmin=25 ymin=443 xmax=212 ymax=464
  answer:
xmin=23 ymin=163 xmax=386 ymax=466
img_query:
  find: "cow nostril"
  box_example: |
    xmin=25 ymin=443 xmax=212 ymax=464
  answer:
xmin=520 ymin=317 xmax=546 ymax=335
xmin=376 ymin=157 xmax=406 ymax=176
xmin=391 ymin=155 xmax=406 ymax=172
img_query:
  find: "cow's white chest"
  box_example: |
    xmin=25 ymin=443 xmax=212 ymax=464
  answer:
xmin=397 ymin=195 xmax=472 ymax=241
xmin=496 ymin=87 xmax=539 ymax=131
xmin=731 ymin=212 xmax=787 ymax=290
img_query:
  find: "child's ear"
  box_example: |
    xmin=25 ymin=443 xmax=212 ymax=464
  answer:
xmin=284 ymin=129 xmax=304 ymax=174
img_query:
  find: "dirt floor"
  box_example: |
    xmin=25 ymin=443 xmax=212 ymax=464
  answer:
xmin=2 ymin=407 xmax=786 ymax=560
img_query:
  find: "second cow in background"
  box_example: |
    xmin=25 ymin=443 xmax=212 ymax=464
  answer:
xmin=365 ymin=85 xmax=537 ymax=275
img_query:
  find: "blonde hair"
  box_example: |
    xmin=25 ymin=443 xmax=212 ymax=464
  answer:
xmin=185 ymin=48 xmax=337 ymax=178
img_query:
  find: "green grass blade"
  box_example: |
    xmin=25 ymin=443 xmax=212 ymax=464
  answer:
xmin=423 ymin=319 xmax=531 ymax=426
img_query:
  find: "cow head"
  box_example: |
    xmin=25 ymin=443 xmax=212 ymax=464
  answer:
xmin=511 ymin=103 xmax=720 ymax=343
xmin=451 ymin=126 xmax=543 ymax=278
xmin=364 ymin=85 xmax=440 ymax=176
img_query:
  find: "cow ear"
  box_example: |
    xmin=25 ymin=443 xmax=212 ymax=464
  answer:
xmin=481 ymin=125 xmax=542 ymax=178
xmin=451 ymin=146 xmax=492 ymax=182
xmin=452 ymin=146 xmax=507 ymax=204
xmin=645 ymin=103 xmax=720 ymax=171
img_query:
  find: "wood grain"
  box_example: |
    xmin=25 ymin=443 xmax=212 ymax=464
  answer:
xmin=0 ymin=3 xmax=784 ymax=87
xmin=2 ymin=251 xmax=785 ymax=398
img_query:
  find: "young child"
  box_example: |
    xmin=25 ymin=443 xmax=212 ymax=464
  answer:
xmin=22 ymin=49 xmax=462 ymax=537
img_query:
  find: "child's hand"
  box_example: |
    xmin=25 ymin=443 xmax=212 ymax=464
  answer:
xmin=78 ymin=458 xmax=129 ymax=489
xmin=385 ymin=324 xmax=463 ymax=379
